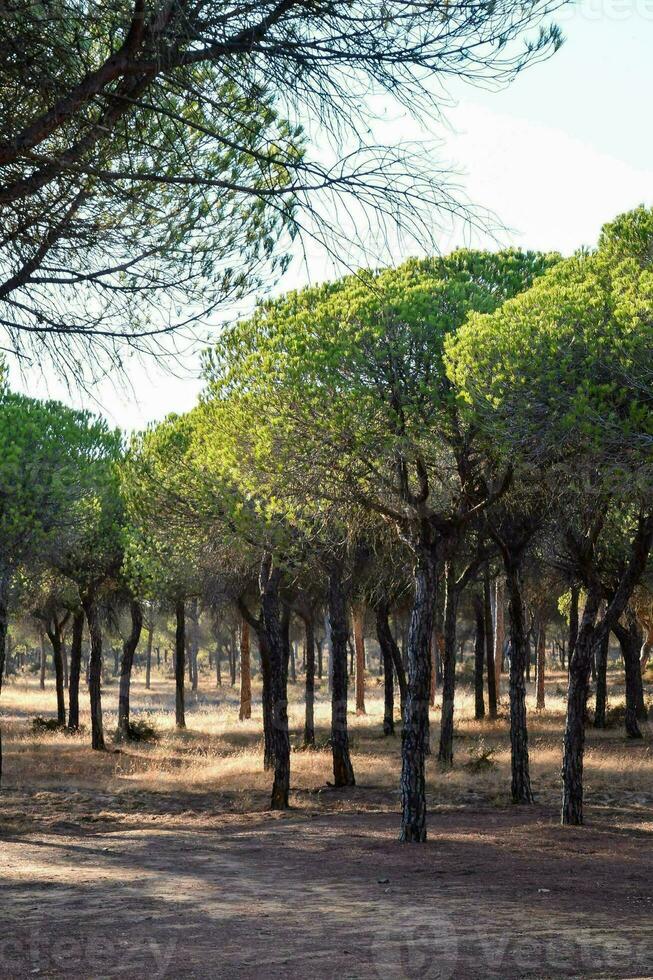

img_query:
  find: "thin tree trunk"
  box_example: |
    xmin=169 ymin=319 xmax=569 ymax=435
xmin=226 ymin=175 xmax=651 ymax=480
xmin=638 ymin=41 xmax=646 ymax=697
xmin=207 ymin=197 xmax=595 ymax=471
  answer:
xmin=303 ymin=614 xmax=315 ymax=747
xmin=376 ymin=600 xmax=399 ymax=735
xmin=39 ymin=630 xmax=46 ymax=690
xmin=535 ymin=623 xmax=546 ymax=710
xmin=352 ymin=605 xmax=366 ymax=715
xmin=62 ymin=636 xmax=69 ymax=690
xmin=81 ymin=590 xmax=105 ymax=751
xmin=504 ymin=560 xmax=534 ymax=804
xmin=329 ymin=562 xmax=355 ymax=787
xmin=48 ymin=627 xmax=66 ymax=726
xmin=494 ymin=577 xmax=505 ymax=699
xmin=175 ymin=599 xmax=186 ymax=729
xmin=473 ymin=594 xmax=485 ymax=720
xmin=117 ymin=599 xmax=143 ymax=740
xmin=67 ymin=610 xmax=84 ymax=731
xmin=317 ymin=637 xmax=323 ymax=680
xmin=239 ymin=617 xmax=251 ymax=721
xmin=438 ymin=561 xmax=458 ymax=766
xmin=0 ymin=574 xmax=9 ymax=784
xmin=215 ymin=644 xmax=222 ymax=687
xmin=484 ymin=566 xmax=497 ymax=719
xmin=593 ymin=631 xmax=609 ymax=728
xmin=568 ymin=583 xmax=580 ymax=670
xmin=400 ymin=548 xmax=437 ymax=842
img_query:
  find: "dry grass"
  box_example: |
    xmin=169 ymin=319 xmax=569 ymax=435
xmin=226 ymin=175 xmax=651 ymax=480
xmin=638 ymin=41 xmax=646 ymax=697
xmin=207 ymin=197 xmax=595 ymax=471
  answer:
xmin=2 ymin=666 xmax=653 ymax=823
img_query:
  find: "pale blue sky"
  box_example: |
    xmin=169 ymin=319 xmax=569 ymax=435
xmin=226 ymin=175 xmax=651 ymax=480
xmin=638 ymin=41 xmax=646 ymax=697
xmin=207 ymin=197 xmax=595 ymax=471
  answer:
xmin=11 ymin=0 xmax=653 ymax=430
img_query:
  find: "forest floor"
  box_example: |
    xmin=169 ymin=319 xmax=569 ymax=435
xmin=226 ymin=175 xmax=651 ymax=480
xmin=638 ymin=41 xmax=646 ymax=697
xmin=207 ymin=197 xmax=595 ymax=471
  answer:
xmin=1 ymin=668 xmax=653 ymax=979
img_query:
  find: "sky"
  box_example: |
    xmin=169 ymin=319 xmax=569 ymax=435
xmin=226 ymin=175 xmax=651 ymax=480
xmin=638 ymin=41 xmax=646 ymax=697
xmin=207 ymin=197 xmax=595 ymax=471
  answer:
xmin=9 ymin=0 xmax=653 ymax=431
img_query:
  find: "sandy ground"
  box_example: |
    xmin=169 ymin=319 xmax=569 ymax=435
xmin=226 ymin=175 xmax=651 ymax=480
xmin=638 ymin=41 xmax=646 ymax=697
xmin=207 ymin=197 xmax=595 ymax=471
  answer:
xmin=1 ymin=669 xmax=653 ymax=979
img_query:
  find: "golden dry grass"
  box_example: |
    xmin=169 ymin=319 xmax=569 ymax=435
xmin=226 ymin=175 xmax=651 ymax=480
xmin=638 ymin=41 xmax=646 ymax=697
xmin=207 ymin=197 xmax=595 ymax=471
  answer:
xmin=2 ymin=664 xmax=652 ymax=823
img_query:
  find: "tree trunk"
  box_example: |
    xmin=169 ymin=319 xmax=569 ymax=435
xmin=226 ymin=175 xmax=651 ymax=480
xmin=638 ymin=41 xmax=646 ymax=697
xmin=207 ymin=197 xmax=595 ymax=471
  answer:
xmin=62 ymin=636 xmax=69 ymax=690
xmin=215 ymin=644 xmax=222 ymax=686
xmin=438 ymin=561 xmax=458 ymax=766
xmin=239 ymin=617 xmax=251 ymax=721
xmin=117 ymin=599 xmax=143 ymax=740
xmin=175 ymin=599 xmax=186 ymax=729
xmin=259 ymin=557 xmax=290 ymax=810
xmin=317 ymin=637 xmax=323 ymax=680
xmin=39 ymin=630 xmax=46 ymax=690
xmin=328 ymin=562 xmax=355 ymax=788
xmin=473 ymin=594 xmax=485 ymax=721
xmin=614 ymin=614 xmax=647 ymax=739
xmin=48 ymin=628 xmax=66 ymax=726
xmin=303 ymin=614 xmax=316 ymax=747
xmin=81 ymin=590 xmax=105 ymax=751
xmin=484 ymin=566 xmax=497 ymax=719
xmin=494 ymin=577 xmax=505 ymax=699
xmin=189 ymin=599 xmax=199 ymax=693
xmin=535 ymin=623 xmax=546 ymax=710
xmin=400 ymin=548 xmax=437 ymax=842
xmin=376 ymin=600 xmax=400 ymax=735
xmin=568 ymin=583 xmax=580 ymax=670
xmin=352 ymin=605 xmax=366 ymax=715
xmin=504 ymin=560 xmax=533 ymax=804
xmin=67 ymin=610 xmax=84 ymax=731
xmin=593 ymin=631 xmax=609 ymax=728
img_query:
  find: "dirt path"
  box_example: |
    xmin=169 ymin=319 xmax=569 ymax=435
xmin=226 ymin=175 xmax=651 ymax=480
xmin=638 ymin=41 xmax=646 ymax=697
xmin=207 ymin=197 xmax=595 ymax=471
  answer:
xmin=2 ymin=802 xmax=653 ymax=979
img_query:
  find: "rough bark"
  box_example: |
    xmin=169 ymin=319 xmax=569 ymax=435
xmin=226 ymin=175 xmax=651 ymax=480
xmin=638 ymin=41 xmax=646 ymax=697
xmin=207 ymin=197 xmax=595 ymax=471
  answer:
xmin=67 ymin=610 xmax=84 ymax=730
xmin=504 ymin=560 xmax=534 ymax=804
xmin=568 ymin=583 xmax=580 ymax=670
xmin=352 ymin=605 xmax=366 ymax=715
xmin=400 ymin=548 xmax=437 ymax=842
xmin=328 ymin=562 xmax=355 ymax=788
xmin=472 ymin=593 xmax=485 ymax=721
xmin=81 ymin=589 xmax=105 ymax=751
xmin=438 ymin=561 xmax=459 ymax=766
xmin=117 ymin=598 xmax=143 ymax=740
xmin=259 ymin=556 xmax=290 ymax=810
xmin=175 ymin=599 xmax=186 ymax=729
xmin=239 ymin=617 xmax=252 ymax=721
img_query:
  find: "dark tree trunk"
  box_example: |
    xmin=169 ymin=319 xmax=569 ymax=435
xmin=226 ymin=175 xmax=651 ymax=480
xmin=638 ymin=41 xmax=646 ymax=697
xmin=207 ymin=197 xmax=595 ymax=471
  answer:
xmin=376 ymin=600 xmax=400 ymax=735
xmin=303 ymin=614 xmax=316 ymax=747
xmin=67 ymin=610 xmax=84 ymax=730
xmin=81 ymin=590 xmax=105 ymax=751
xmin=473 ymin=594 xmax=485 ymax=721
xmin=260 ymin=556 xmax=290 ymax=810
xmin=504 ymin=560 xmax=534 ymax=804
xmin=117 ymin=599 xmax=143 ymax=740
xmin=438 ymin=561 xmax=458 ymax=767
xmin=561 ymin=588 xmax=602 ymax=825
xmin=175 ymin=599 xmax=186 ymax=729
xmin=614 ymin=614 xmax=647 ymax=739
xmin=259 ymin=632 xmax=274 ymax=769
xmin=328 ymin=562 xmax=355 ymax=788
xmin=229 ymin=640 xmax=237 ymax=686
xmin=239 ymin=617 xmax=252 ymax=721
xmin=593 ymin=631 xmax=609 ymax=728
xmin=568 ymin=583 xmax=580 ymax=671
xmin=535 ymin=623 xmax=546 ymax=710
xmin=317 ymin=638 xmax=323 ymax=680
xmin=49 ymin=630 xmax=66 ymax=726
xmin=400 ymin=548 xmax=437 ymax=842
xmin=215 ymin=644 xmax=222 ymax=687
xmin=483 ymin=567 xmax=497 ymax=719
